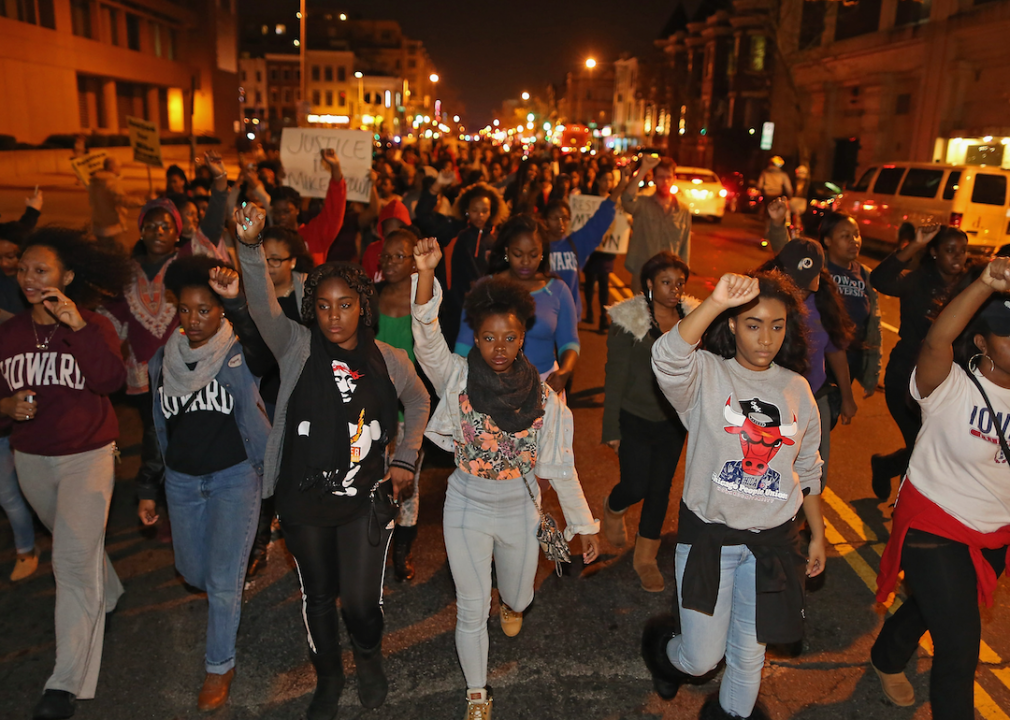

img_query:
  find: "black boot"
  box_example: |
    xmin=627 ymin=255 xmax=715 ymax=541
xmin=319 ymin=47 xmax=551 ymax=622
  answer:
xmin=350 ymin=637 xmax=388 ymax=709
xmin=392 ymin=525 xmax=417 ymax=582
xmin=307 ymin=649 xmax=345 ymax=720
xmin=33 ymin=690 xmax=76 ymax=720
xmin=641 ymin=613 xmax=692 ymax=700
xmin=247 ymin=500 xmax=275 ymax=579
xmin=699 ymin=694 xmax=771 ymax=719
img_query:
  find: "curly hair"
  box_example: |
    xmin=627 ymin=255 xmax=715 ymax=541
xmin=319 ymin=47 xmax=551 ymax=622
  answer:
xmin=463 ymin=275 xmax=537 ymax=334
xmin=270 ymin=185 xmax=302 ymax=207
xmin=488 ymin=213 xmax=551 ymax=276
xmin=703 ymin=270 xmax=810 ymax=375
xmin=21 ymin=228 xmax=132 ymax=308
xmin=640 ymin=251 xmax=690 ymax=291
xmin=262 ymin=226 xmax=313 ymax=273
xmin=452 ymin=182 xmax=508 ymax=227
xmin=164 ymin=255 xmax=230 ymax=304
xmin=301 ymin=262 xmax=377 ymax=326
xmin=755 ymin=257 xmax=855 ymax=351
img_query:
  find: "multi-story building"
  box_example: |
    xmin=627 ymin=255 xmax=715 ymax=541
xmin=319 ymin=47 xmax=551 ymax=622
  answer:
xmin=561 ymin=62 xmax=615 ymax=127
xmin=304 ymin=49 xmax=354 ymax=124
xmin=1 ymin=0 xmax=239 ymax=144
xmin=264 ymin=53 xmax=300 ymax=132
xmin=239 ymin=56 xmax=268 ymax=136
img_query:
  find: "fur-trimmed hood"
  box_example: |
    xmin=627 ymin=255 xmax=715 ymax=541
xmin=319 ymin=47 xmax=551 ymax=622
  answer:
xmin=606 ymin=293 xmax=700 ymax=341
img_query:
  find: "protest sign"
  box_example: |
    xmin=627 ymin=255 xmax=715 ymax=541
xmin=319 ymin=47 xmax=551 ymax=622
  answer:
xmin=69 ymin=151 xmax=108 ymax=186
xmin=280 ymin=128 xmax=374 ymax=203
xmin=569 ymin=194 xmax=631 ymax=255
xmin=126 ymin=116 xmax=163 ymax=167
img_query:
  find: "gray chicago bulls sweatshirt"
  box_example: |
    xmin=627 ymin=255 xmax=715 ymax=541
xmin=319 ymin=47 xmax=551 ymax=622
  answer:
xmin=651 ymin=323 xmax=823 ymax=531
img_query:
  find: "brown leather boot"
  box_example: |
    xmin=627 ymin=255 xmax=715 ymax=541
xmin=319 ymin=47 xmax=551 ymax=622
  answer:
xmin=872 ymin=662 xmax=915 ymax=707
xmin=633 ymin=535 xmax=665 ymax=593
xmin=197 ymin=668 xmax=235 ymax=711
xmin=602 ymin=494 xmax=629 ymax=548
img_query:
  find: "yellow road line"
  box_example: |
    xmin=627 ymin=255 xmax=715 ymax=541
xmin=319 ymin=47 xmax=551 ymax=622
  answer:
xmin=975 ymin=682 xmax=1010 ymax=720
xmin=882 ymin=321 xmax=899 ymax=334
xmin=821 ymin=487 xmax=878 ymax=542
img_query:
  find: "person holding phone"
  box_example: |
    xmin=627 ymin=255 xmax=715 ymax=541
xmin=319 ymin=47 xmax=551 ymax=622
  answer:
xmin=0 ymin=228 xmax=130 ymax=720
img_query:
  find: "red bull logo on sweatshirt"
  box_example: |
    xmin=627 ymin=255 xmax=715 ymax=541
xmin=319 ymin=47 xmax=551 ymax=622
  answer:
xmin=715 ymin=396 xmax=796 ymax=500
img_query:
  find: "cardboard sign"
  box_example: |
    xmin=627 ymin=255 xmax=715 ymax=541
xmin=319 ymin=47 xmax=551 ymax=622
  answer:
xmin=280 ymin=128 xmax=374 ymax=203
xmin=126 ymin=116 xmax=163 ymax=167
xmin=569 ymin=194 xmax=631 ymax=255
xmin=69 ymin=151 xmax=108 ymax=186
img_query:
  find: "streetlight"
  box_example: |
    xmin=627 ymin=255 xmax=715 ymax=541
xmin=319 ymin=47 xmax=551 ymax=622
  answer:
xmin=354 ymin=72 xmax=364 ymax=126
xmin=585 ymin=58 xmax=597 ymax=69
xmin=582 ymin=57 xmax=597 ymax=125
xmin=521 ymin=91 xmax=530 ymax=101
xmin=429 ymin=73 xmax=439 ymax=83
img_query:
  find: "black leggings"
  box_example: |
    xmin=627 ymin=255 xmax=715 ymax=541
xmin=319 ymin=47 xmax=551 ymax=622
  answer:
xmin=878 ymin=359 xmax=921 ymax=478
xmin=872 ymin=529 xmax=1007 ymax=720
xmin=608 ymin=410 xmax=687 ymax=539
xmin=282 ymin=511 xmax=393 ymax=660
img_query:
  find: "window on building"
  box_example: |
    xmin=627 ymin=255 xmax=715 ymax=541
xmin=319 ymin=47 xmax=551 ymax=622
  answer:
xmin=324 ymin=66 xmax=333 ymax=82
xmin=873 ymin=166 xmax=906 ymax=194
xmin=895 ymin=93 xmax=911 ymax=115
xmin=312 ymin=90 xmax=321 ymax=105
xmin=972 ymin=174 xmax=1008 ymax=206
xmin=102 ymin=6 xmax=119 ymax=45
xmin=126 ymin=13 xmax=141 ymax=50
xmin=835 ymin=0 xmax=882 ymax=41
xmin=899 ymin=168 xmax=944 ymax=198
xmin=296 ymin=68 xmax=300 ymax=80
xmin=167 ymin=28 xmax=176 ymax=60
xmin=270 ymin=68 xmax=278 ymax=82
xmin=748 ymin=35 xmax=766 ymax=72
xmin=255 ymin=90 xmax=262 ymax=104
xmin=312 ymin=65 xmax=320 ymax=81
xmin=325 ymin=90 xmax=333 ymax=106
xmin=77 ymin=75 xmax=90 ymax=128
xmin=408 ymin=59 xmax=416 ymax=69
xmin=256 ymin=70 xmax=262 ymax=82
xmin=283 ymin=68 xmax=291 ymax=81
xmin=338 ymin=66 xmax=346 ymax=81
xmin=727 ymin=45 xmax=737 ymax=77
xmin=895 ymin=0 xmax=931 ymax=26
xmin=799 ymin=0 xmax=825 ymax=49
xmin=270 ymin=88 xmax=278 ymax=104
xmin=241 ymin=70 xmax=247 ymax=81
xmin=284 ymin=88 xmax=292 ymax=103
xmin=338 ymin=91 xmax=346 ymax=107
xmin=396 ymin=59 xmax=402 ymax=70
xmin=151 ymin=22 xmax=162 ymax=57
xmin=70 ymin=0 xmax=92 ymax=38
xmin=364 ymin=92 xmax=372 ymax=104
xmin=943 ymin=170 xmax=962 ymax=200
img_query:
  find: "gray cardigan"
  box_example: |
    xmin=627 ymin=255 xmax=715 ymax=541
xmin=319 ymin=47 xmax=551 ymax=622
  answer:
xmin=237 ymin=242 xmax=429 ymax=498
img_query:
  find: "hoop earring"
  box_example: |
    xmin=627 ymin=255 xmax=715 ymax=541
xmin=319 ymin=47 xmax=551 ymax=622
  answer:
xmin=969 ymin=353 xmax=995 ymax=374
xmin=646 ymin=289 xmax=652 ymax=302
xmin=504 ymin=252 xmax=509 ymax=263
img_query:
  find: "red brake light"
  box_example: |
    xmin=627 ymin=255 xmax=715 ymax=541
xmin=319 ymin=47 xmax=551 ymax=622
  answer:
xmin=949 ymin=212 xmax=963 ymax=228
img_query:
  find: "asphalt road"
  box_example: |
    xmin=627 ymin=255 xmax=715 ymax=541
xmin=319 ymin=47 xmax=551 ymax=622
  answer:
xmin=2 ymin=211 xmax=1009 ymax=720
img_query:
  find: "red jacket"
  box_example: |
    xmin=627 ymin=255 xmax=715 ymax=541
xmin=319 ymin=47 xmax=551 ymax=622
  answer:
xmin=0 ymin=309 xmax=126 ymax=456
xmin=300 ymin=178 xmax=347 ymax=265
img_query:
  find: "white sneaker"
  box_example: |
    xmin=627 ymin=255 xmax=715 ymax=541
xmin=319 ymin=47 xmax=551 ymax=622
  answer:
xmin=465 ymin=688 xmax=492 ymax=720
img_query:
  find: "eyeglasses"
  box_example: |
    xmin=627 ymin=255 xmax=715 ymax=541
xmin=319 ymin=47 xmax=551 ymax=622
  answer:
xmin=379 ymin=253 xmax=409 ymax=263
xmin=265 ymin=256 xmax=293 ymax=268
xmin=142 ymin=221 xmax=172 ymax=233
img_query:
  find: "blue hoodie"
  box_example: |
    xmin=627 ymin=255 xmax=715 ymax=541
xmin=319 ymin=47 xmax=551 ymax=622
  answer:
xmin=548 ymin=198 xmax=616 ymax=317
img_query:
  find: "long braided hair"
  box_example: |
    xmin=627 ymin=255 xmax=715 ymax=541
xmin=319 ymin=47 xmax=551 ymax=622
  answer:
xmin=300 ymin=262 xmax=377 ymax=327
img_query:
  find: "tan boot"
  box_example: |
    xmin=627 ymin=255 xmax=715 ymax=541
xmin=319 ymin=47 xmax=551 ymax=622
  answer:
xmin=872 ymin=662 xmax=915 ymax=707
xmin=10 ymin=550 xmax=38 ymax=582
xmin=197 ymin=668 xmax=235 ymax=711
xmin=499 ymin=601 xmax=523 ymax=637
xmin=465 ymin=687 xmax=493 ymax=719
xmin=633 ymin=535 xmax=665 ymax=593
xmin=601 ymin=494 xmax=629 ymax=548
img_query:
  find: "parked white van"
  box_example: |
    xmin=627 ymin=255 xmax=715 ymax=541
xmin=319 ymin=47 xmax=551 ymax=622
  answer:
xmin=835 ymin=162 xmax=1010 ymax=253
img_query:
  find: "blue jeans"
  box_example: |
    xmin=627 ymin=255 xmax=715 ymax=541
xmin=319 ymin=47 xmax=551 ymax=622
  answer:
xmin=0 ymin=436 xmax=35 ymax=554
xmin=667 ymin=543 xmax=766 ymax=717
xmin=165 ymin=461 xmax=261 ymax=674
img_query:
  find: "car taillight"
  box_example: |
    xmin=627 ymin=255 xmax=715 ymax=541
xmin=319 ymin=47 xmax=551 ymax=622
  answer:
xmin=718 ymin=188 xmax=728 ymax=198
xmin=949 ymin=212 xmax=963 ymax=228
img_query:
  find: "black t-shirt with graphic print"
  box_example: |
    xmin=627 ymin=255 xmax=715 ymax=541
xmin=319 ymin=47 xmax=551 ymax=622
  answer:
xmin=275 ymin=353 xmax=386 ymax=527
xmin=158 ymin=368 xmax=247 ymax=476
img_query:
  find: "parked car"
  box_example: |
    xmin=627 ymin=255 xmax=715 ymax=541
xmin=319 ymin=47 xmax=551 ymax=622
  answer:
xmin=722 ymin=172 xmax=763 ymax=214
xmin=671 ymin=167 xmax=728 ymax=221
xmin=801 ymin=181 xmax=843 ymax=235
xmin=836 ymin=162 xmax=1010 ymax=253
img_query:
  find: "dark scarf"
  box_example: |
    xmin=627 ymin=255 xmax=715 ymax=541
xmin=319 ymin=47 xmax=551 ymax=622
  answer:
xmin=465 ymin=346 xmax=544 ymax=433
xmin=287 ymin=325 xmax=398 ymax=495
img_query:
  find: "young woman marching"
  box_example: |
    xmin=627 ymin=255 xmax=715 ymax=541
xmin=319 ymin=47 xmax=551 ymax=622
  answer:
xmin=601 ymin=251 xmax=697 ymax=592
xmin=0 ymin=228 xmax=130 ymax=720
xmin=871 ymin=256 xmax=1010 ymax=719
xmin=641 ymin=271 xmax=825 ymax=720
xmin=233 ymin=205 xmax=429 ymax=720
xmin=137 ymin=257 xmax=272 ymax=710
xmin=375 ymin=228 xmax=427 ymax=581
xmin=411 ymin=237 xmax=601 ymax=720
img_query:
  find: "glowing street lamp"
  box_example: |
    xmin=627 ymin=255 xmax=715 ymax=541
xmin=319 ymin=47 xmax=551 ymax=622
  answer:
xmin=521 ymin=91 xmax=530 ymax=101
xmin=429 ymin=73 xmax=439 ymax=83
xmin=585 ymin=58 xmax=597 ymax=69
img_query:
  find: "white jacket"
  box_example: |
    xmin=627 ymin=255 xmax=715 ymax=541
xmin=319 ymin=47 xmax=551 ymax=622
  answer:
xmin=411 ymin=275 xmax=599 ymax=539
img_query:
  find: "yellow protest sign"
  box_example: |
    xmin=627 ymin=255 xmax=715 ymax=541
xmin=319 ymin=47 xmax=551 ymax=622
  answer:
xmin=126 ymin=116 xmax=163 ymax=167
xmin=69 ymin=151 xmax=108 ymax=186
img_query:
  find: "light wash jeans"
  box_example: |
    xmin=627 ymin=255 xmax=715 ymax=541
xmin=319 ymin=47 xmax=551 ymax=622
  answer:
xmin=667 ymin=543 xmax=766 ymax=717
xmin=443 ymin=468 xmax=541 ymax=690
xmin=165 ymin=460 xmax=261 ymax=675
xmin=0 ymin=436 xmax=35 ymax=554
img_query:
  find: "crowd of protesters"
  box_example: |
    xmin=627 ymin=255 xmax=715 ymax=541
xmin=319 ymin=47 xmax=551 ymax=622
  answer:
xmin=0 ymin=135 xmax=1004 ymax=720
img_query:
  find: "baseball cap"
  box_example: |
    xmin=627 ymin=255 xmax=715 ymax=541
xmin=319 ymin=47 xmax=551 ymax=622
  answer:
xmin=776 ymin=238 xmax=824 ymax=291
xmin=980 ymin=297 xmax=1010 ymax=336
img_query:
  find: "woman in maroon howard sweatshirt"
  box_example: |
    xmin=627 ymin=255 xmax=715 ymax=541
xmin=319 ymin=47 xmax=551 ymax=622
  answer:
xmin=0 ymin=228 xmax=130 ymax=720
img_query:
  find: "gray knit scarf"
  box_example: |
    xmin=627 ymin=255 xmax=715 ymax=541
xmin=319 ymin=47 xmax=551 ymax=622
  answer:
xmin=162 ymin=318 xmax=237 ymax=397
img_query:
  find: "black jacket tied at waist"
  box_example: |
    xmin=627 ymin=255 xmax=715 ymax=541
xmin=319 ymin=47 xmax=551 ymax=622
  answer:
xmin=678 ymin=501 xmax=807 ymax=644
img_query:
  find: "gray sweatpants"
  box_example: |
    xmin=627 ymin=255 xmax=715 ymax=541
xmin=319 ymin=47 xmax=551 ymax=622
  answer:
xmin=443 ymin=468 xmax=541 ymax=690
xmin=15 ymin=443 xmax=124 ymax=699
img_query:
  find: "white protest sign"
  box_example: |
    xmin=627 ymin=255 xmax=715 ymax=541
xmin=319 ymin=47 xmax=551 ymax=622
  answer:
xmin=569 ymin=194 xmax=631 ymax=255
xmin=280 ymin=128 xmax=373 ymax=203
xmin=126 ymin=116 xmax=163 ymax=167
